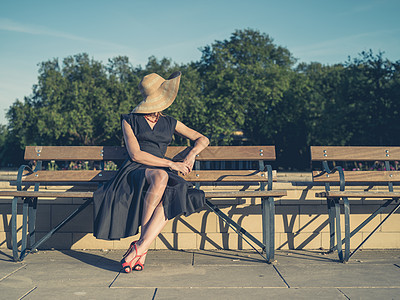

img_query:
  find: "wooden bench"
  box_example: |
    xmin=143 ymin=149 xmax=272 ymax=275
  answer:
xmin=0 ymin=145 xmax=286 ymax=263
xmin=311 ymin=146 xmax=400 ymax=262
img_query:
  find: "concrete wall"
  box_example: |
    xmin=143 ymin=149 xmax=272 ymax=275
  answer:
xmin=1 ymin=171 xmax=399 ymax=251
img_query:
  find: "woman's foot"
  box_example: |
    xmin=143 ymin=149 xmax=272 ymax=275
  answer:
xmin=121 ymin=242 xmax=147 ymax=273
xmin=133 ymin=252 xmax=147 ymax=271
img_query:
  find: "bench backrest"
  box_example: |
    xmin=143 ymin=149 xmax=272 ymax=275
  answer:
xmin=311 ymin=146 xmax=400 ymax=184
xmin=25 ymin=146 xmax=275 ymax=161
xmin=22 ymin=146 xmax=277 ymax=185
xmin=310 ymin=146 xmax=400 ymax=161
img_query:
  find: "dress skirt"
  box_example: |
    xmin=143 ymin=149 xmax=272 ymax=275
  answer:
xmin=93 ymin=159 xmax=205 ymax=240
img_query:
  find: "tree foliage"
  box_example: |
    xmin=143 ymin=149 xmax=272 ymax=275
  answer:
xmin=197 ymin=29 xmax=295 ymax=145
xmin=2 ymin=29 xmax=400 ymax=169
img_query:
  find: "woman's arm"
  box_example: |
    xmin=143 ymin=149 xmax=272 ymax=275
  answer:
xmin=174 ymin=120 xmax=210 ymax=172
xmin=122 ymin=119 xmax=190 ymax=175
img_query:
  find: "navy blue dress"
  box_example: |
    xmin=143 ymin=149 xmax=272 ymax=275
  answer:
xmin=93 ymin=113 xmax=205 ymax=240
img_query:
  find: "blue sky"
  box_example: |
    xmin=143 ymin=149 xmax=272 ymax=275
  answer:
xmin=1 ymin=0 xmax=399 ymax=125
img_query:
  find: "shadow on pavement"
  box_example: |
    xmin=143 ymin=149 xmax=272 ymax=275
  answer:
xmin=61 ymin=250 xmax=122 ymax=272
xmin=0 ymin=249 xmax=14 ymax=262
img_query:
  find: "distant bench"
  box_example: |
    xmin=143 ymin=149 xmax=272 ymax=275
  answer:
xmin=0 ymin=145 xmax=287 ymax=262
xmin=311 ymin=146 xmax=400 ymax=262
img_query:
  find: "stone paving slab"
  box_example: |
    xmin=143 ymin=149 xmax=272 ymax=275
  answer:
xmin=112 ymin=264 xmax=286 ymax=288
xmin=0 ymin=274 xmax=36 ymax=300
xmin=153 ymin=287 xmax=346 ymax=300
xmin=0 ymin=260 xmax=25 ymax=280
xmin=275 ymin=262 xmax=400 ymax=288
xmin=20 ymin=262 xmax=116 ymax=288
xmin=18 ymin=286 xmax=155 ymax=300
xmin=339 ymin=287 xmax=400 ymax=300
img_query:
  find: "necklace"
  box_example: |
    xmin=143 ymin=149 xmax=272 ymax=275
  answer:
xmin=144 ymin=114 xmax=159 ymax=123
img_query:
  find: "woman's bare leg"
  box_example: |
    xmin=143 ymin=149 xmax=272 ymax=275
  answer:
xmin=124 ymin=169 xmax=169 ymax=265
xmin=140 ymin=169 xmax=168 ymax=235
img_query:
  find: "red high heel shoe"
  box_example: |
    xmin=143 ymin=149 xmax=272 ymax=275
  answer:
xmin=121 ymin=242 xmax=147 ymax=273
xmin=133 ymin=252 xmax=147 ymax=271
xmin=122 ymin=241 xmax=137 ymax=260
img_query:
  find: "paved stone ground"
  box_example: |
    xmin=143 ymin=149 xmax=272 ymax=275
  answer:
xmin=0 ymin=248 xmax=399 ymax=299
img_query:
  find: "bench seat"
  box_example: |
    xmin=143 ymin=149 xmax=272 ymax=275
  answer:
xmin=0 ymin=190 xmax=287 ymax=199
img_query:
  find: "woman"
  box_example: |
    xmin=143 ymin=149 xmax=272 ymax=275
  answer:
xmin=93 ymin=71 xmax=209 ymax=273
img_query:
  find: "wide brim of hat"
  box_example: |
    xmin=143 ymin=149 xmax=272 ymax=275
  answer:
xmin=132 ymin=71 xmax=181 ymax=114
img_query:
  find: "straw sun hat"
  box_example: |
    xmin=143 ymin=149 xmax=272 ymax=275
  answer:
xmin=132 ymin=71 xmax=182 ymax=114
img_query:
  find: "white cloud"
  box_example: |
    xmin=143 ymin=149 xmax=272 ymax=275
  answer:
xmin=0 ymin=18 xmax=126 ymax=49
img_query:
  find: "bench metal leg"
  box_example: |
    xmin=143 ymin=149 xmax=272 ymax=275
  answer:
xmin=10 ymin=197 xmax=39 ymax=262
xmin=329 ymin=198 xmax=399 ymax=262
xmin=20 ymin=198 xmax=93 ymax=261
xmin=205 ymin=199 xmax=270 ymax=262
xmin=333 ymin=199 xmax=393 ymax=250
xmin=20 ymin=198 xmax=29 ymax=260
xmin=349 ymin=200 xmax=400 ymax=259
xmin=11 ymin=197 xmax=19 ymax=262
xmin=334 ymin=199 xmax=344 ymax=262
xmin=262 ymin=197 xmax=275 ymax=262
xmin=332 ymin=197 xmax=350 ymax=263
xmin=326 ymin=199 xmax=336 ymax=252
xmin=343 ymin=197 xmax=350 ymax=262
xmin=28 ymin=197 xmax=38 ymax=249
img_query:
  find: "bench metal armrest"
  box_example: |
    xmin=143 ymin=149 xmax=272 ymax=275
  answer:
xmin=16 ymin=165 xmax=34 ymax=191
xmin=318 ymin=161 xmax=346 ymax=191
xmin=259 ymin=162 xmax=273 ymax=191
xmin=16 ymin=162 xmax=42 ymax=192
xmin=264 ymin=164 xmax=273 ymax=191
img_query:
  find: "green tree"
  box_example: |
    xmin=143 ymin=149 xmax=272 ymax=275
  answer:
xmin=271 ymin=70 xmax=311 ymax=169
xmin=295 ymin=62 xmax=349 ymax=146
xmin=6 ymin=53 xmax=140 ymax=150
xmin=106 ymin=55 xmax=142 ymax=143
xmin=0 ymin=124 xmax=9 ymax=166
xmin=198 ymin=28 xmax=296 ymax=145
xmin=343 ymin=51 xmax=400 ymax=145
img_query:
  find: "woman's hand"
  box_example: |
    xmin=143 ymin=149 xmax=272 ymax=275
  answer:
xmin=173 ymin=120 xmax=209 ymax=174
xmin=183 ymin=153 xmax=196 ymax=172
xmin=170 ymin=161 xmax=191 ymax=176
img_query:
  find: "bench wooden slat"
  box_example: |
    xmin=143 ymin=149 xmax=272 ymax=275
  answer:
xmin=24 ymin=146 xmax=276 ymax=161
xmin=24 ymin=146 xmax=129 ymax=161
xmin=182 ymin=170 xmax=276 ymax=182
xmin=22 ymin=170 xmax=116 ymax=182
xmin=205 ymin=190 xmax=287 ymax=198
xmin=312 ymin=170 xmax=400 ymax=183
xmin=0 ymin=191 xmax=94 ymax=198
xmin=315 ymin=191 xmax=400 ymax=198
xmin=0 ymin=190 xmax=287 ymax=199
xmin=192 ymin=146 xmax=275 ymax=161
xmin=311 ymin=146 xmax=400 ymax=161
xmin=20 ymin=170 xmax=276 ymax=183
